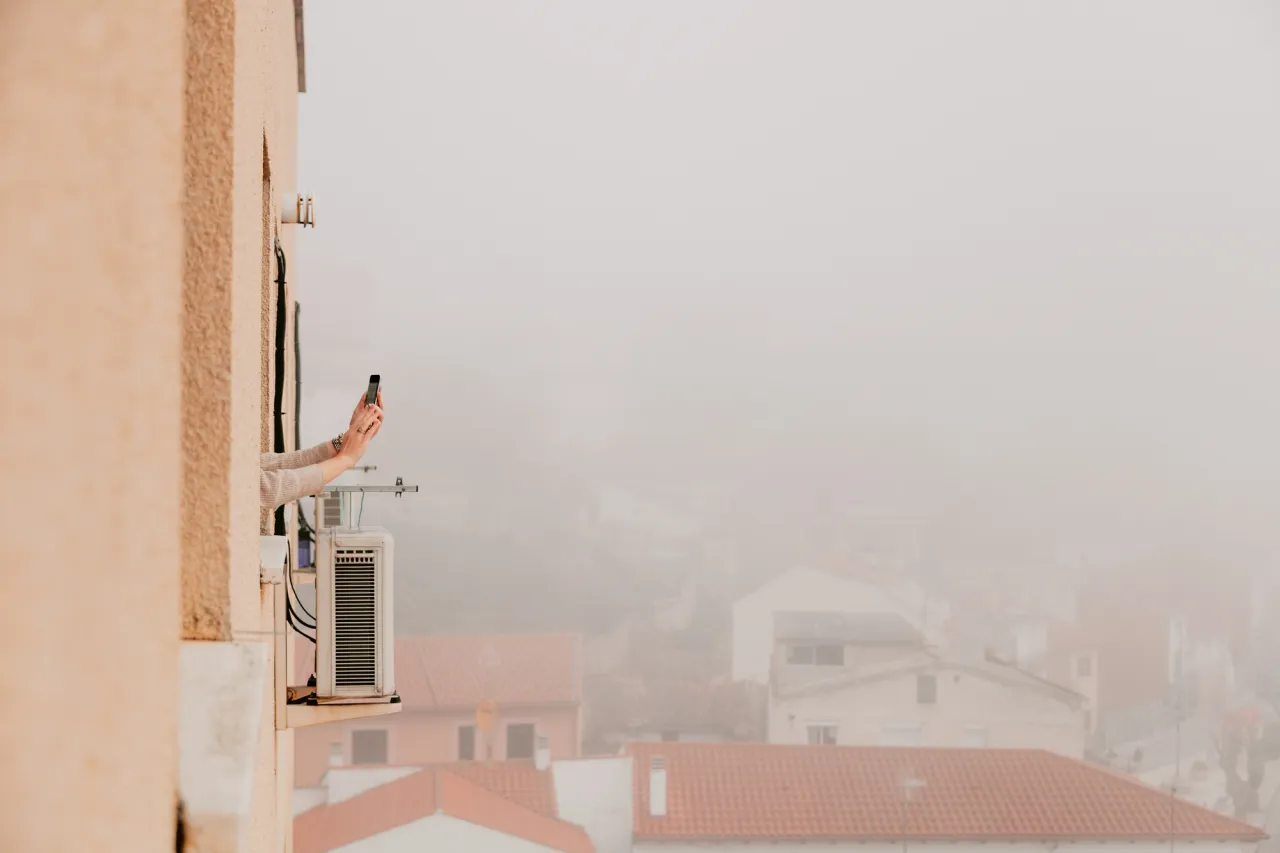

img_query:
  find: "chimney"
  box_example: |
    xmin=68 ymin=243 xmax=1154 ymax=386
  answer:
xmin=649 ymin=755 xmax=667 ymax=817
xmin=534 ymin=735 xmax=551 ymax=771
xmin=328 ymin=742 xmax=344 ymax=768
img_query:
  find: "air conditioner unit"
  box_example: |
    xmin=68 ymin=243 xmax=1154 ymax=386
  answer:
xmin=314 ymin=491 xmax=344 ymax=530
xmin=315 ymin=526 xmax=395 ymax=701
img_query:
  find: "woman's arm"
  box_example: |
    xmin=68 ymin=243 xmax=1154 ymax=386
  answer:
xmin=260 ymin=454 xmax=357 ymax=510
xmin=262 ymin=387 xmax=385 ymax=473
xmin=260 ymin=406 xmax=383 ymax=512
xmin=260 ymin=439 xmax=337 ymax=472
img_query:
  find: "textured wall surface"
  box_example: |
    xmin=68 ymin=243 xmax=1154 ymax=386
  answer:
xmin=0 ymin=1 xmax=185 ymax=850
xmin=183 ymin=0 xmax=239 ymax=641
xmin=182 ymin=0 xmax=298 ymax=640
xmin=1 ymin=0 xmax=302 ymax=849
xmin=187 ymin=2 xmax=301 ymax=851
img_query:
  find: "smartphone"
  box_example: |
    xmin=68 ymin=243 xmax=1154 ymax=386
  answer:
xmin=365 ymin=374 xmax=380 ymax=407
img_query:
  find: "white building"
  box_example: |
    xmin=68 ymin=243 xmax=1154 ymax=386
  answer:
xmin=626 ymin=741 xmax=1264 ymax=853
xmin=732 ymin=568 xmax=947 ymax=685
xmin=770 ymin=649 xmax=1088 ymax=756
xmin=553 ymin=757 xmax=635 ymax=853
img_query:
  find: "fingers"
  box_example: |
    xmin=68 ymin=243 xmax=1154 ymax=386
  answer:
xmin=351 ymin=405 xmax=383 ymax=436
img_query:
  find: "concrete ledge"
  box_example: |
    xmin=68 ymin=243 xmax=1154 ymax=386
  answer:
xmin=287 ymin=699 xmax=401 ymax=729
xmin=179 ymin=640 xmax=269 ymax=853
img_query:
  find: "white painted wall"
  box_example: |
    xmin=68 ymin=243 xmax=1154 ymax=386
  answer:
xmin=553 ymin=756 xmax=634 ymax=853
xmin=769 ymin=668 xmax=1085 ymax=756
xmin=323 ymin=765 xmax=422 ymax=804
xmin=733 ymin=569 xmax=936 ymax=685
xmin=293 ymin=787 xmax=327 ymax=816
xmin=637 ymin=840 xmax=1252 ymax=853
xmin=335 ymin=812 xmax=575 ymax=853
xmin=178 ymin=641 xmax=268 ymax=853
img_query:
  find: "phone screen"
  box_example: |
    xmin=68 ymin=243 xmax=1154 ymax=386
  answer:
xmin=365 ymin=374 xmax=380 ymax=406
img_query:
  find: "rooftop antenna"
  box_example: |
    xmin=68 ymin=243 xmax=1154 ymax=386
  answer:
xmin=324 ymin=479 xmax=419 ymax=527
xmin=1169 ymin=620 xmax=1186 ymax=853
xmin=898 ymin=768 xmax=927 ymax=853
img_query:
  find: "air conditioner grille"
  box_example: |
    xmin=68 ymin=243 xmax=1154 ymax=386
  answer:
xmin=334 ymin=548 xmax=377 ymax=687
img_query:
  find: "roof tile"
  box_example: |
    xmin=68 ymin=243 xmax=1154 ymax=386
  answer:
xmin=294 ymin=765 xmax=591 ymax=853
xmin=627 ymin=742 xmax=1264 ymax=842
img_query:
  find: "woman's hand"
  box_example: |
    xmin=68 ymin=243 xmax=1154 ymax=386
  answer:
xmin=349 ymin=387 xmax=384 ymax=428
xmin=337 ymin=404 xmax=384 ymax=468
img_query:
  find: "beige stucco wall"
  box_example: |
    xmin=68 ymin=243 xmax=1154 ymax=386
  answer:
xmin=183 ymin=0 xmax=303 ymax=850
xmin=6 ymin=0 xmax=318 ymax=847
xmin=0 ymin=1 xmax=185 ymax=851
xmin=183 ymin=0 xmax=299 ymax=641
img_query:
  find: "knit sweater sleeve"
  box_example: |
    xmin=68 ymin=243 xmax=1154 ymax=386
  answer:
xmin=260 ymin=440 xmax=336 ymax=472
xmin=260 ymin=465 xmax=327 ymax=512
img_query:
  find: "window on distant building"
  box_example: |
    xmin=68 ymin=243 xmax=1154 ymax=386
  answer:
xmin=458 ymin=725 xmax=476 ymax=761
xmin=507 ymin=723 xmax=536 ymax=759
xmin=881 ymin=724 xmax=923 ymax=746
xmin=787 ymin=644 xmax=816 ymax=665
xmin=815 ymin=644 xmax=845 ymax=666
xmin=916 ymin=674 xmax=938 ymax=704
xmin=807 ymin=724 xmax=838 ymax=745
xmin=1076 ymin=655 xmax=1092 ymax=677
xmin=787 ymin=644 xmax=845 ymax=666
xmin=961 ymin=725 xmax=987 ymax=747
xmin=351 ymin=729 xmax=388 ymax=765
xmin=661 ymin=731 xmax=680 ymax=742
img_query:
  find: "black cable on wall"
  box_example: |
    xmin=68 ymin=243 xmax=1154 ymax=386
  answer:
xmin=294 ymin=300 xmax=302 ymax=458
xmin=273 ymin=238 xmax=288 ymax=537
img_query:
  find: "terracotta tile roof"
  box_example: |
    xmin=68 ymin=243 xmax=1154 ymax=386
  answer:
xmin=396 ymin=634 xmax=582 ymax=710
xmin=444 ymin=761 xmax=557 ymax=817
xmin=316 ymin=761 xmax=558 ymax=817
xmin=627 ymin=742 xmax=1265 ymax=842
xmin=294 ymin=766 xmax=592 ymax=853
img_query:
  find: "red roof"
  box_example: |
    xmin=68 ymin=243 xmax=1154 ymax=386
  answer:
xmin=396 ymin=634 xmax=582 ymax=710
xmin=445 ymin=761 xmax=557 ymax=817
xmin=294 ymin=766 xmax=592 ymax=853
xmin=627 ymin=742 xmax=1265 ymax=842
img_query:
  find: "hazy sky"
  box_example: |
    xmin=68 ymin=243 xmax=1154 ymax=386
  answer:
xmin=296 ymin=1 xmax=1280 ymax=588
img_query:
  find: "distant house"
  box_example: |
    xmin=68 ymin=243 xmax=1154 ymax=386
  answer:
xmin=293 ymin=761 xmax=593 ymax=853
xmin=943 ymin=600 xmax=1101 ymax=736
xmin=732 ymin=567 xmax=947 ymax=685
xmin=769 ymin=646 xmax=1087 ymax=755
xmin=626 ymin=741 xmax=1265 ymax=852
xmin=295 ymin=633 xmax=583 ymax=787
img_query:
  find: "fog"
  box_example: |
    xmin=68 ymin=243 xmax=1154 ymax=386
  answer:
xmin=295 ymin=1 xmax=1280 ymax=634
